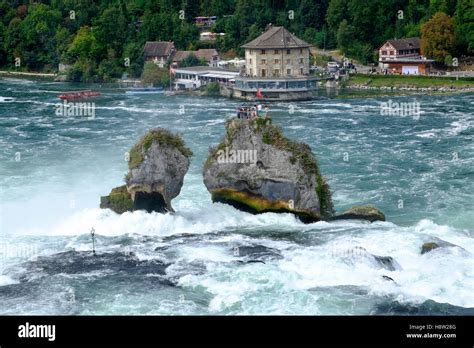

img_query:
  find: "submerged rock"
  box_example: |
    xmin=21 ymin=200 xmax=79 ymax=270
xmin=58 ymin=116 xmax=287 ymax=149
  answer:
xmin=421 ymin=242 xmax=440 ymax=254
xmin=373 ymin=255 xmax=400 ymax=271
xmin=331 ymin=205 xmax=385 ymax=223
xmin=203 ymin=118 xmax=334 ymax=222
xmin=420 ymin=238 xmax=469 ymax=255
xmin=100 ymin=128 xmax=192 ymax=214
xmin=374 ymin=299 xmax=474 ymax=315
xmin=12 ymin=250 xmax=169 ymax=280
xmin=382 ymin=275 xmax=397 ymax=283
xmin=339 ymin=246 xmax=401 ymax=271
xmin=232 ymin=245 xmax=282 ymax=262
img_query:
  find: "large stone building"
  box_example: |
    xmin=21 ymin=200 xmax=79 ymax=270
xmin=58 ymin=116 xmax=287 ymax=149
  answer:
xmin=233 ymin=26 xmax=321 ymax=101
xmin=242 ymin=26 xmax=311 ymax=78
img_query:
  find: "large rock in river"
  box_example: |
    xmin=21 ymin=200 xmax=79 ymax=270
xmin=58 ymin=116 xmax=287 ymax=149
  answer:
xmin=203 ymin=117 xmax=334 ymax=222
xmin=330 ymin=205 xmax=386 ymax=223
xmin=100 ymin=128 xmax=192 ymax=214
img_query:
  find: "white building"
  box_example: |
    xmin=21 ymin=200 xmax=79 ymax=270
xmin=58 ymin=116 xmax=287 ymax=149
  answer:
xmin=200 ymin=32 xmax=225 ymax=41
xmin=173 ymin=66 xmax=240 ymax=90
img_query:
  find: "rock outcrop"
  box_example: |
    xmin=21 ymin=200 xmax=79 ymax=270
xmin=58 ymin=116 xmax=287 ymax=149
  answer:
xmin=420 ymin=238 xmax=470 ymax=255
xmin=203 ymin=117 xmax=334 ymax=222
xmin=330 ymin=205 xmax=386 ymax=223
xmin=100 ymin=128 xmax=192 ymax=214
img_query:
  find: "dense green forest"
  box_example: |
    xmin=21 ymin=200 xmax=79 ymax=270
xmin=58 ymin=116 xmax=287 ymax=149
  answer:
xmin=0 ymin=0 xmax=472 ymax=81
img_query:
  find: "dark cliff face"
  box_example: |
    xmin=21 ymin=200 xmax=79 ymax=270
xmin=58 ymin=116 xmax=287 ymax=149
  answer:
xmin=203 ymin=117 xmax=334 ymax=222
xmin=101 ymin=128 xmax=192 ymax=214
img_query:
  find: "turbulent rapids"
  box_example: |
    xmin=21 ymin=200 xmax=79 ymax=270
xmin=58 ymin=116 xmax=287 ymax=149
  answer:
xmin=0 ymin=78 xmax=473 ymax=315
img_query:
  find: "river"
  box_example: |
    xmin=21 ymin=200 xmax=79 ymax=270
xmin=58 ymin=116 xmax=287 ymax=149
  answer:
xmin=0 ymin=77 xmax=473 ymax=314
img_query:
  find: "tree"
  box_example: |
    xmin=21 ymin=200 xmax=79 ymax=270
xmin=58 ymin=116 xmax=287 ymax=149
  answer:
xmin=17 ymin=4 xmax=62 ymax=70
xmin=0 ymin=22 xmax=6 ymax=65
xmin=299 ymin=0 xmax=328 ymax=31
xmin=141 ymin=62 xmax=172 ymax=87
xmin=179 ymin=53 xmax=207 ymax=67
xmin=66 ymin=26 xmax=99 ymax=62
xmin=92 ymin=5 xmax=128 ymax=59
xmin=124 ymin=42 xmax=144 ymax=78
xmin=428 ymin=0 xmax=449 ymax=17
xmin=421 ymin=12 xmax=456 ymax=62
xmin=235 ymin=0 xmax=255 ymax=40
xmin=205 ymin=81 xmax=220 ymax=96
xmin=1 ymin=0 xmax=472 ymax=74
xmin=55 ymin=27 xmax=72 ymax=63
xmin=326 ymin=0 xmax=347 ymax=34
xmin=336 ymin=20 xmax=353 ymax=52
xmin=454 ymin=0 xmax=474 ymax=54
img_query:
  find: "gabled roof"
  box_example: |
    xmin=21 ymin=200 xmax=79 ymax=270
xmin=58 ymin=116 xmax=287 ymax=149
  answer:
xmin=173 ymin=49 xmax=219 ymax=62
xmin=241 ymin=26 xmax=311 ymax=49
xmin=381 ymin=38 xmax=420 ymax=51
xmin=195 ymin=49 xmax=219 ymax=60
xmin=144 ymin=41 xmax=175 ymax=57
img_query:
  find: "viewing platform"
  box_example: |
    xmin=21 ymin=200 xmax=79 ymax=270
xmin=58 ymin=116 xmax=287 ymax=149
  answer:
xmin=232 ymin=76 xmax=330 ymax=101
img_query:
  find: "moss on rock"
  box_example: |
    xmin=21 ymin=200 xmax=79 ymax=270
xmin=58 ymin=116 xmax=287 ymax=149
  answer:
xmin=211 ymin=187 xmax=321 ymax=221
xmin=421 ymin=242 xmax=440 ymax=254
xmin=100 ymin=185 xmax=133 ymax=214
xmin=128 ymin=128 xmax=193 ymax=170
xmin=331 ymin=205 xmax=385 ymax=223
xmin=316 ymin=175 xmax=335 ymax=218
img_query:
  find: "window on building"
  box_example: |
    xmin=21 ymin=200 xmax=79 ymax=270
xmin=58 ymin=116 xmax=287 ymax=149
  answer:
xmin=261 ymin=59 xmax=266 ymax=64
xmin=286 ymin=59 xmax=291 ymax=64
xmin=261 ymin=50 xmax=266 ymax=54
xmin=273 ymin=69 xmax=280 ymax=76
xmin=382 ymin=50 xmax=387 ymax=55
xmin=274 ymin=59 xmax=279 ymax=64
xmin=300 ymin=49 xmax=303 ymax=54
xmin=274 ymin=50 xmax=279 ymax=54
xmin=287 ymin=69 xmax=291 ymax=75
xmin=390 ymin=51 xmax=394 ymax=55
xmin=300 ymin=58 xmax=304 ymax=64
xmin=287 ymin=49 xmax=291 ymax=54
xmin=300 ymin=68 xmax=304 ymax=75
xmin=249 ymin=59 xmax=252 ymax=64
xmin=261 ymin=69 xmax=266 ymax=77
xmin=250 ymin=68 xmax=253 ymax=75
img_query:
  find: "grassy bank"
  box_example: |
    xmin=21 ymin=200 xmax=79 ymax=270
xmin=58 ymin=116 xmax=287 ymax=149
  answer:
xmin=345 ymin=74 xmax=474 ymax=89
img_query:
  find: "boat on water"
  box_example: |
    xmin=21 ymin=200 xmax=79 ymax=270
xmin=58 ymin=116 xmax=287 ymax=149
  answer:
xmin=58 ymin=90 xmax=101 ymax=100
xmin=125 ymin=87 xmax=164 ymax=94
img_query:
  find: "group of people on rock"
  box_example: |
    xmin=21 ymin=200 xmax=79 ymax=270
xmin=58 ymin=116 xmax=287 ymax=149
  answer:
xmin=237 ymin=104 xmax=269 ymax=120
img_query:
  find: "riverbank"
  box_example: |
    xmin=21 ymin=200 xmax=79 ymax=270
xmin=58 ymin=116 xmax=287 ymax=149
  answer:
xmin=0 ymin=70 xmax=57 ymax=79
xmin=343 ymin=74 xmax=474 ymax=93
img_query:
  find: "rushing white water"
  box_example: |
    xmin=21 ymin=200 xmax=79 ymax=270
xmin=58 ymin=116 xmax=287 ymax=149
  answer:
xmin=0 ymin=78 xmax=473 ymax=315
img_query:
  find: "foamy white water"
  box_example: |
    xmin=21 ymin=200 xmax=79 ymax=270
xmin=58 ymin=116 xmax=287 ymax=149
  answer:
xmin=0 ymin=78 xmax=473 ymax=314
